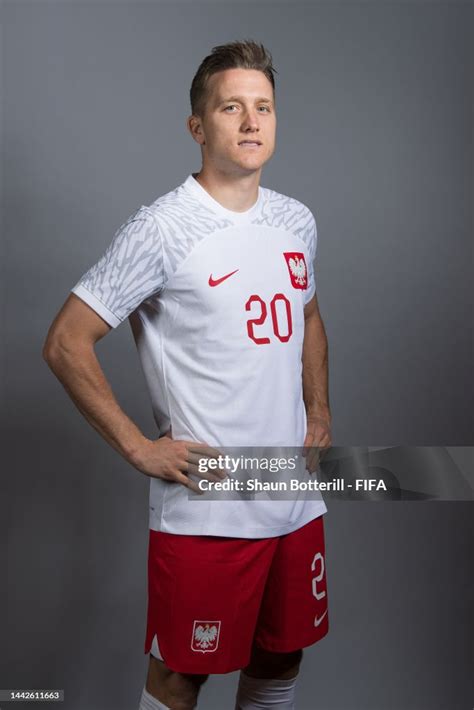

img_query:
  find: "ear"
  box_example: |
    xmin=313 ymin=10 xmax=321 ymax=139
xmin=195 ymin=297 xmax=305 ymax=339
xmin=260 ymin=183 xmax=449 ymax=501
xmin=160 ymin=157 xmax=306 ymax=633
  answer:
xmin=187 ymin=115 xmax=205 ymax=146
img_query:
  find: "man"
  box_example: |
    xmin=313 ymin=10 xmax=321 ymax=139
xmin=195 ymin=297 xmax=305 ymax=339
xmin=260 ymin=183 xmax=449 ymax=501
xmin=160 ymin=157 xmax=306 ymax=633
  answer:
xmin=43 ymin=39 xmax=331 ymax=710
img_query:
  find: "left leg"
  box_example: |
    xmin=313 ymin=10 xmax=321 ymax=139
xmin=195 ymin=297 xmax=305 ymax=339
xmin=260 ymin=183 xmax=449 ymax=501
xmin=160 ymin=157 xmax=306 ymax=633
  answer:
xmin=234 ymin=643 xmax=303 ymax=709
xmin=235 ymin=515 xmax=329 ymax=708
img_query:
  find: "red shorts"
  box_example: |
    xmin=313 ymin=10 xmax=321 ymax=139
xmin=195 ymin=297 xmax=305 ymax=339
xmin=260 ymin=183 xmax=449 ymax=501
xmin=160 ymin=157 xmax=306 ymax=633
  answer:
xmin=144 ymin=515 xmax=329 ymax=674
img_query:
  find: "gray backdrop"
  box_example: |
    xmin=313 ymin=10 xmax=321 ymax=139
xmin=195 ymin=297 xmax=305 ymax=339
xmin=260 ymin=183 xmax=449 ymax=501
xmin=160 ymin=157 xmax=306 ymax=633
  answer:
xmin=2 ymin=1 xmax=472 ymax=709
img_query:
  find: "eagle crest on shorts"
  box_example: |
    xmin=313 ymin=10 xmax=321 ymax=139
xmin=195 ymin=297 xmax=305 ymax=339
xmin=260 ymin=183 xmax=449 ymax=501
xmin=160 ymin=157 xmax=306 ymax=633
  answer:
xmin=191 ymin=620 xmax=221 ymax=653
xmin=283 ymin=252 xmax=308 ymax=289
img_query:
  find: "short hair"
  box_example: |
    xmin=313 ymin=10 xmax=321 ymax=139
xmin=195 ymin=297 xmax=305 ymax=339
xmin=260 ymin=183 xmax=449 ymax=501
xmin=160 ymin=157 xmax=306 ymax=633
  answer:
xmin=190 ymin=39 xmax=277 ymax=118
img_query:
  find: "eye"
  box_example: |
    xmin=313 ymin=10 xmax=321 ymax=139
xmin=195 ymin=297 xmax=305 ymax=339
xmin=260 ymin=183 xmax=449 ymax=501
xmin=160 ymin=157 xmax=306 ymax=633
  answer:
xmin=223 ymin=104 xmax=272 ymax=113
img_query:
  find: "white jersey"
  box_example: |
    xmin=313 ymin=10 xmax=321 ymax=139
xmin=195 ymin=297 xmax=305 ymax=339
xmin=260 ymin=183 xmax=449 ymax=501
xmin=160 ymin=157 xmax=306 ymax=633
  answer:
xmin=72 ymin=174 xmax=327 ymax=537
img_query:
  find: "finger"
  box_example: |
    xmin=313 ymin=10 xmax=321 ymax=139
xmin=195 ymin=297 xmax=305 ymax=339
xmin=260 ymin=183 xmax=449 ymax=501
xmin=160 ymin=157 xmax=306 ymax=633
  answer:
xmin=185 ymin=451 xmax=227 ymax=478
xmin=307 ymin=448 xmax=320 ymax=473
xmin=177 ymin=457 xmax=225 ymax=483
xmin=316 ymin=434 xmax=330 ymax=448
xmin=307 ymin=459 xmax=318 ymax=475
xmin=319 ymin=444 xmax=331 ymax=461
xmin=186 ymin=462 xmax=227 ymax=482
xmin=186 ymin=442 xmax=223 ymax=459
xmin=304 ymin=448 xmax=315 ymax=473
xmin=184 ymin=452 xmax=227 ymax=479
xmin=302 ymin=435 xmax=314 ymax=457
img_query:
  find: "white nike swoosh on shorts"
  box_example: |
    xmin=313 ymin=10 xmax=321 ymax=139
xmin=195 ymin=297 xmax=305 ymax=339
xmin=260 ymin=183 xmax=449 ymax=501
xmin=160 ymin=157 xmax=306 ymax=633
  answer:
xmin=314 ymin=608 xmax=328 ymax=627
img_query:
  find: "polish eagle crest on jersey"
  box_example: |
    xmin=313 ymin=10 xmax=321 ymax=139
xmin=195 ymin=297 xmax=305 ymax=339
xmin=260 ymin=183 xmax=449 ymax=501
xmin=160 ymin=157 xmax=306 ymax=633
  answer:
xmin=191 ymin=620 xmax=221 ymax=653
xmin=283 ymin=252 xmax=308 ymax=289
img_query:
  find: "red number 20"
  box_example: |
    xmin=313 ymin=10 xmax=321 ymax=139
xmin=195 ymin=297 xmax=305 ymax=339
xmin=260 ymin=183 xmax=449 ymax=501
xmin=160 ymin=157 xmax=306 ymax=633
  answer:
xmin=245 ymin=293 xmax=293 ymax=344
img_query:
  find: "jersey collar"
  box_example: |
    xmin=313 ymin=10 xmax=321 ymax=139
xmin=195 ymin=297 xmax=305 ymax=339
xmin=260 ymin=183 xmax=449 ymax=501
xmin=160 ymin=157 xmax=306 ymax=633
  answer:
xmin=183 ymin=173 xmax=263 ymax=223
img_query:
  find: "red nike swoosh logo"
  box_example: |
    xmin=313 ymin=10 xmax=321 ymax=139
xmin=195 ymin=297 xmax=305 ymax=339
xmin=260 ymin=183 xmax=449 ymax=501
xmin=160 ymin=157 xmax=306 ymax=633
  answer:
xmin=208 ymin=269 xmax=239 ymax=287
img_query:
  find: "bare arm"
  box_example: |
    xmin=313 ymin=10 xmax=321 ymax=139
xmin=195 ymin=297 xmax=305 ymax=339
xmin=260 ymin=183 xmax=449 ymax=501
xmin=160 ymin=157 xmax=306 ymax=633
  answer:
xmin=302 ymin=293 xmax=332 ymax=470
xmin=42 ymin=293 xmax=223 ymax=492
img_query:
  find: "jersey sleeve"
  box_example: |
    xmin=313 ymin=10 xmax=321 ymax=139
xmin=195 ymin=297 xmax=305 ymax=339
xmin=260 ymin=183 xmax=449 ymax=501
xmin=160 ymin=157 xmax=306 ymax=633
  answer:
xmin=71 ymin=206 xmax=164 ymax=328
xmin=304 ymin=210 xmax=318 ymax=305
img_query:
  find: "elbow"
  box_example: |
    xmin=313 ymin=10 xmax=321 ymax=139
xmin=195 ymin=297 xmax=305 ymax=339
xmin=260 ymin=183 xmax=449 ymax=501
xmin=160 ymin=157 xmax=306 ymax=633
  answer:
xmin=42 ymin=331 xmax=53 ymax=363
xmin=42 ymin=333 xmax=71 ymax=368
xmin=43 ymin=332 xmax=93 ymax=368
xmin=42 ymin=337 xmax=60 ymax=368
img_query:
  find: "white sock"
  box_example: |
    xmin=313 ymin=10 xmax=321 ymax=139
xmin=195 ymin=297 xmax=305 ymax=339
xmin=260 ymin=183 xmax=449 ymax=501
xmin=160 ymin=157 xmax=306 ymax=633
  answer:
xmin=138 ymin=686 xmax=171 ymax=710
xmin=234 ymin=670 xmax=298 ymax=709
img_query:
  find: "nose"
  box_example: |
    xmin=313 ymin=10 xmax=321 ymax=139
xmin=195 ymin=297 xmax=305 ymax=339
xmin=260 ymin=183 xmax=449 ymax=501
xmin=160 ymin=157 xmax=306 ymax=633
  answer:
xmin=240 ymin=109 xmax=260 ymax=132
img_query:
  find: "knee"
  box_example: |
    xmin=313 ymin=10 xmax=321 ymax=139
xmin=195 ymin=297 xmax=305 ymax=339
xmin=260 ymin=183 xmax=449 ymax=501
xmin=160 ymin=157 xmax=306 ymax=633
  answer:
xmin=147 ymin=655 xmax=209 ymax=708
xmin=166 ymin=671 xmax=209 ymax=709
xmin=244 ymin=646 xmax=303 ymax=679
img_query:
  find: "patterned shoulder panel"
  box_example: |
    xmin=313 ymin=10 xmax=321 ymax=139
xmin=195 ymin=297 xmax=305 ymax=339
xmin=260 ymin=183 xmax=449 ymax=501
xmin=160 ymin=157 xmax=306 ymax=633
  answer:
xmin=147 ymin=184 xmax=233 ymax=277
xmin=256 ymin=187 xmax=317 ymax=259
xmin=71 ymin=204 xmax=166 ymax=327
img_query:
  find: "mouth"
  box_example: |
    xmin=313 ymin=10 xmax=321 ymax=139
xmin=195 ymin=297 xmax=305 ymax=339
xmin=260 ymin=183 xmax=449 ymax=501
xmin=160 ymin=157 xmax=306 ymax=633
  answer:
xmin=238 ymin=140 xmax=262 ymax=148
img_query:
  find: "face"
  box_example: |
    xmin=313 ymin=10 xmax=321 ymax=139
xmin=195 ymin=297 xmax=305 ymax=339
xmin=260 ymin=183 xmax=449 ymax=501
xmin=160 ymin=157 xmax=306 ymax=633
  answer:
xmin=189 ymin=68 xmax=277 ymax=177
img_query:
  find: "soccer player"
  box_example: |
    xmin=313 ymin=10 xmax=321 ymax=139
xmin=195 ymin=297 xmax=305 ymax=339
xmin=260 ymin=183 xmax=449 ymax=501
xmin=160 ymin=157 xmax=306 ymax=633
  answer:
xmin=43 ymin=39 xmax=332 ymax=710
